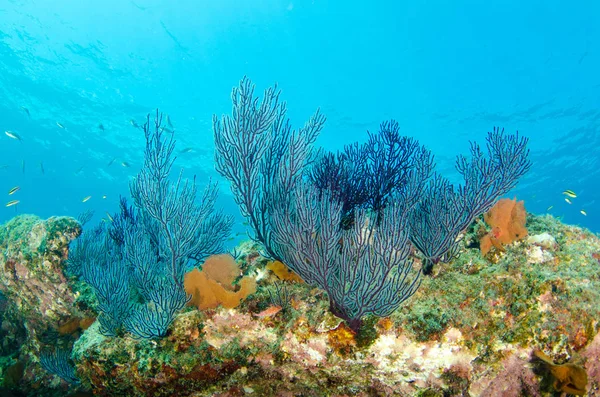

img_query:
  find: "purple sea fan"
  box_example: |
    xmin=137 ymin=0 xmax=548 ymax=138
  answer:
xmin=268 ymin=182 xmax=421 ymax=332
xmin=409 ymin=127 xmax=531 ymax=274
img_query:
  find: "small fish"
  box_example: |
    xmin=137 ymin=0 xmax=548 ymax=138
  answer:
xmin=121 ymin=161 xmax=130 ymax=168
xmin=546 ymin=206 xmax=553 ymax=211
xmin=21 ymin=160 xmax=25 ymax=174
xmin=8 ymin=186 xmax=20 ymax=195
xmin=75 ymin=166 xmax=85 ymax=175
xmin=254 ymin=305 xmax=282 ymax=318
xmin=562 ymin=190 xmax=577 ymax=198
xmin=56 ymin=122 xmax=65 ymax=129
xmin=166 ymin=115 xmax=173 ymax=128
xmin=5 ymin=130 xmax=22 ymax=141
xmin=106 ymin=212 xmax=114 ymax=222
xmin=6 ymin=200 xmax=20 ymax=207
xmin=20 ymin=106 xmax=30 ymax=118
xmin=107 ymin=157 xmax=116 ymax=167
xmin=0 ymin=164 xmax=8 ymax=170
xmin=565 ymin=198 xmax=572 ymax=204
xmin=130 ymin=119 xmax=140 ymax=128
xmin=82 ymin=195 xmax=92 ymax=203
xmin=98 ymin=123 xmax=105 ymax=131
xmin=580 ymin=210 xmax=587 ymax=216
xmin=102 ymin=195 xmax=107 ymax=199
xmin=162 ymin=126 xmax=174 ymax=134
xmin=40 ymin=161 xmax=45 ymax=175
xmin=179 ymin=147 xmax=194 ymax=153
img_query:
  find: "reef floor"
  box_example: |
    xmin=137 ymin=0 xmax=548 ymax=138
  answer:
xmin=1 ymin=213 xmax=599 ymax=396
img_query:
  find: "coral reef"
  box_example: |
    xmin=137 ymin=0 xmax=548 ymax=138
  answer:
xmin=54 ymin=213 xmax=600 ymax=396
xmin=0 ymin=215 xmax=82 ymax=338
xmin=213 ymin=77 xmax=531 ymax=333
xmin=1 ymin=88 xmax=598 ymax=396
xmin=0 ymin=214 xmax=92 ymax=394
xmin=1 ymin=210 xmax=600 ymax=395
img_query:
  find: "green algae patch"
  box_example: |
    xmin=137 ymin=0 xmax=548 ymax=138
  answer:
xmin=0 ymin=214 xmax=81 ymax=271
xmin=393 ymin=213 xmax=600 ymax=360
xmin=73 ymin=312 xmax=243 ymax=397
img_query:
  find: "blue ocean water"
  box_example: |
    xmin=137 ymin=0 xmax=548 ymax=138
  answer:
xmin=0 ymin=0 xmax=598 ymax=233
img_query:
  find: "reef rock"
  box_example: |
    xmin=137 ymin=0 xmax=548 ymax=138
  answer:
xmin=66 ymin=214 xmax=600 ymax=396
xmin=527 ymin=232 xmax=558 ymax=250
xmin=3 ymin=213 xmax=600 ymax=396
xmin=0 ymin=215 xmax=83 ymax=387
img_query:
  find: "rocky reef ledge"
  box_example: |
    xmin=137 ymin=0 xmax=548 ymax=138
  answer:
xmin=1 ymin=213 xmax=600 ymax=396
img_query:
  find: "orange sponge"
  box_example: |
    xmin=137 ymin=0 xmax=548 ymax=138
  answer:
xmin=266 ymin=260 xmax=304 ymax=283
xmin=480 ymin=198 xmax=528 ymax=255
xmin=184 ymin=254 xmax=256 ymax=310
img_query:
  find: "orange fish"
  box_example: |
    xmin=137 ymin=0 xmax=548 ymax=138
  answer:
xmin=254 ymin=305 xmax=282 ymax=318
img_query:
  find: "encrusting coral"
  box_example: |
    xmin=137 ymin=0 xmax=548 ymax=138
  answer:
xmin=480 ymin=197 xmax=528 ymax=255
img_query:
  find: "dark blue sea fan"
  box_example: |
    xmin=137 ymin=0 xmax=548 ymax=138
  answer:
xmin=40 ymin=348 xmax=80 ymax=385
xmin=310 ymin=147 xmax=370 ymax=219
xmin=80 ymin=233 xmax=131 ymax=336
xmin=124 ymin=276 xmax=188 ymax=339
xmin=130 ymin=110 xmax=234 ymax=281
xmin=310 ymin=120 xmax=434 ymax=225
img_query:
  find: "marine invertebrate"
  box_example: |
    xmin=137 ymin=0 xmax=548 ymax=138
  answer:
xmin=266 ymin=260 xmax=303 ymax=282
xmin=69 ymin=110 xmax=233 ymax=339
xmin=184 ymin=254 xmax=256 ymax=310
xmin=310 ymin=120 xmax=434 ymax=224
xmin=124 ymin=276 xmax=190 ymax=339
xmin=79 ymin=229 xmax=131 ymax=336
xmin=410 ymin=128 xmax=530 ymax=274
xmin=480 ymin=197 xmax=528 ymax=255
xmin=266 ymin=281 xmax=292 ymax=312
xmin=214 ymin=79 xmax=420 ymax=331
xmin=213 ymin=77 xmax=325 ymax=249
xmin=65 ymin=212 xmax=600 ymax=396
xmin=40 ymin=348 xmax=80 ymax=385
xmin=214 ymin=77 xmax=530 ymax=329
xmin=130 ymin=110 xmax=234 ymax=282
xmin=269 ymin=183 xmax=420 ymax=331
